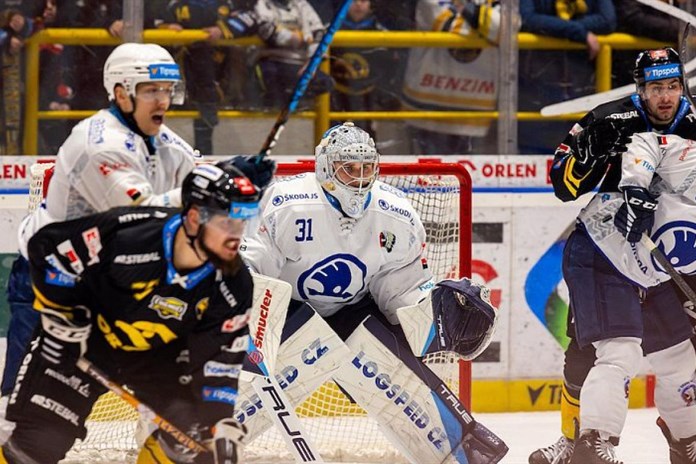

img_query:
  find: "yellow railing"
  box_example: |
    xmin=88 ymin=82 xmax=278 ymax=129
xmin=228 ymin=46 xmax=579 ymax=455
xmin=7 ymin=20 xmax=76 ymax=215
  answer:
xmin=22 ymin=29 xmax=670 ymax=155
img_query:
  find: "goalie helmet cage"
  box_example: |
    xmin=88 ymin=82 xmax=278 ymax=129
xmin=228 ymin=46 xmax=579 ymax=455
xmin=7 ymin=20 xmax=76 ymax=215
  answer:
xmin=28 ymin=159 xmax=473 ymax=464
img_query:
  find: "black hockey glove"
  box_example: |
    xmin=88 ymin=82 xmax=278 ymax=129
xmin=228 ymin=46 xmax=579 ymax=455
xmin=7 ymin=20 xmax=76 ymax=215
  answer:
xmin=211 ymin=418 xmax=247 ymax=464
xmin=39 ymin=306 xmax=91 ymax=365
xmin=224 ymin=155 xmax=277 ymax=192
xmin=614 ymin=187 xmax=659 ymax=243
xmin=572 ymin=118 xmax=632 ymax=173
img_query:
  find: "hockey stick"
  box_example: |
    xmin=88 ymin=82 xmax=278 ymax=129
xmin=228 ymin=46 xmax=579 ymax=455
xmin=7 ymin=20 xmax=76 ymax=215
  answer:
xmin=257 ymin=0 xmax=353 ymax=158
xmin=679 ymin=22 xmax=696 ymax=114
xmin=246 ymin=273 xmax=325 ymax=463
xmin=251 ymin=375 xmax=325 ymax=463
xmin=75 ymin=357 xmax=210 ymax=455
xmin=540 ymin=0 xmax=696 ymax=116
xmin=639 ymin=234 xmax=696 ymax=320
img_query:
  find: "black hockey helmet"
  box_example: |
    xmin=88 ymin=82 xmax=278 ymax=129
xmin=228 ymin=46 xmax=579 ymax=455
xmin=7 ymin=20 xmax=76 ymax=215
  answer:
xmin=633 ymin=48 xmax=684 ymax=90
xmin=182 ymin=162 xmax=260 ymax=220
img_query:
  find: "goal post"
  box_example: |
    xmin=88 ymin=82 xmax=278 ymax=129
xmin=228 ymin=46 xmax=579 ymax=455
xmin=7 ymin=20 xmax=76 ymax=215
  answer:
xmin=26 ymin=159 xmax=473 ymax=463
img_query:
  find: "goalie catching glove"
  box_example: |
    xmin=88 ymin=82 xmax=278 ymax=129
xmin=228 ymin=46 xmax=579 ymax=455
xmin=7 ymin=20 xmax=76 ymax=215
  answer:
xmin=397 ymin=277 xmax=498 ymax=360
xmin=39 ymin=306 xmax=91 ymax=365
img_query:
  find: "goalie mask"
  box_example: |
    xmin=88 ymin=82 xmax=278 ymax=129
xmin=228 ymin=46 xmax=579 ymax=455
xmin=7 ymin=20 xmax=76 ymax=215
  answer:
xmin=430 ymin=278 xmax=498 ymax=360
xmin=103 ymin=43 xmax=185 ymax=105
xmin=315 ymin=122 xmax=379 ymax=219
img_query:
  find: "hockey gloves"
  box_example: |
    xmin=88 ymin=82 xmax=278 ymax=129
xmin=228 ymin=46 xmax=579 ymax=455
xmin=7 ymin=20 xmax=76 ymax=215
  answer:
xmin=211 ymin=418 xmax=247 ymax=464
xmin=224 ymin=155 xmax=277 ymax=193
xmin=572 ymin=118 xmax=632 ymax=173
xmin=39 ymin=306 xmax=91 ymax=365
xmin=614 ymin=187 xmax=659 ymax=243
xmin=431 ymin=278 xmax=498 ymax=361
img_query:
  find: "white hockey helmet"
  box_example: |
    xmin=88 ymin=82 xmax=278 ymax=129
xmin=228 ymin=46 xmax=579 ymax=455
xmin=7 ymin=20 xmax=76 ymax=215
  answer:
xmin=315 ymin=122 xmax=379 ymax=218
xmin=103 ymin=43 xmax=185 ymax=105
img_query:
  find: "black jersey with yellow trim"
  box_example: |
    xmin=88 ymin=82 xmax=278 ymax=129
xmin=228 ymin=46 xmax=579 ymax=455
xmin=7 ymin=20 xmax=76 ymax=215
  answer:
xmin=550 ymin=94 xmax=696 ymax=202
xmin=26 ymin=206 xmax=253 ymax=397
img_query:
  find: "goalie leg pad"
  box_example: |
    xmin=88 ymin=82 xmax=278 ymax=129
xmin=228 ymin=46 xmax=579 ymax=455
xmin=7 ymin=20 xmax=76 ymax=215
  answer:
xmin=235 ymin=304 xmax=350 ymax=440
xmin=647 ymin=339 xmax=696 ymax=440
xmin=333 ymin=315 xmax=508 ymax=464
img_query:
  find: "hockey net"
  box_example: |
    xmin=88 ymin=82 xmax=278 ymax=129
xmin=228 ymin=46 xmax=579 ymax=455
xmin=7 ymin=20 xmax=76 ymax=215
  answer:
xmin=27 ymin=160 xmax=472 ymax=463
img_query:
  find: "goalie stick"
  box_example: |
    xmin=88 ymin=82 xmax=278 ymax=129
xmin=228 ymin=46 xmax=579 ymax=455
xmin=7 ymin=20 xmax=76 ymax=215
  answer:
xmin=246 ymin=273 xmax=325 ymax=463
xmin=640 ymin=234 xmax=696 ymax=320
xmin=75 ymin=357 xmax=209 ymax=455
xmin=257 ymin=0 xmax=353 ymax=158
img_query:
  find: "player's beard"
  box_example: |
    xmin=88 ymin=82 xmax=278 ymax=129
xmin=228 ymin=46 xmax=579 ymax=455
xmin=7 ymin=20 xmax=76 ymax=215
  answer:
xmin=199 ymin=232 xmax=243 ymax=277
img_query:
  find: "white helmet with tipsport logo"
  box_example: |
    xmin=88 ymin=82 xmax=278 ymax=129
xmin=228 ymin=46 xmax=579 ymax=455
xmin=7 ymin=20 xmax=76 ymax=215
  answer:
xmin=103 ymin=42 xmax=185 ymax=105
xmin=315 ymin=122 xmax=379 ymax=219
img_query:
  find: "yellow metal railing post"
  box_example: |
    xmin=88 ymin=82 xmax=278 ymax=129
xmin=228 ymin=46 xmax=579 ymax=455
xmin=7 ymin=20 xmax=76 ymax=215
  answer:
xmin=596 ymin=44 xmax=612 ymax=93
xmin=315 ymin=52 xmax=331 ymax=145
xmin=23 ymin=40 xmax=41 ymax=156
xmin=20 ymin=29 xmax=675 ymax=155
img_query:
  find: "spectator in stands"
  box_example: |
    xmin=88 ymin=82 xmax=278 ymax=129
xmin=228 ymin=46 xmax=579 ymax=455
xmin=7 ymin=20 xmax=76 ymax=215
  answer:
xmin=0 ymin=8 xmax=29 ymax=155
xmin=518 ymin=0 xmax=617 ymax=153
xmin=0 ymin=0 xmax=60 ymax=155
xmin=401 ymin=0 xmax=507 ymax=155
xmin=60 ymin=0 xmax=123 ymax=111
xmin=159 ymin=1 xmax=228 ymax=156
xmin=34 ymin=0 xmax=76 ymax=155
xmin=612 ymin=0 xmax=682 ymax=87
xmin=329 ymin=0 xmax=399 ymax=137
xmin=253 ymin=0 xmax=333 ymax=110
xmin=520 ymin=0 xmax=616 ymax=60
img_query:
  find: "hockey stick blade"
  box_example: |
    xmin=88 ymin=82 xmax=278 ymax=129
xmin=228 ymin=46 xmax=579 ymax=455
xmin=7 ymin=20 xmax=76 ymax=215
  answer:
xmin=639 ymin=234 xmax=696 ymax=320
xmin=76 ymin=357 xmax=210 ymax=455
xmin=257 ymin=0 xmax=353 ymax=159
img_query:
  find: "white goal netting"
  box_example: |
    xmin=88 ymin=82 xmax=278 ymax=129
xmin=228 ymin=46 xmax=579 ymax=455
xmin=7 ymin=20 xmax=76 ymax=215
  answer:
xmin=28 ymin=161 xmax=472 ymax=464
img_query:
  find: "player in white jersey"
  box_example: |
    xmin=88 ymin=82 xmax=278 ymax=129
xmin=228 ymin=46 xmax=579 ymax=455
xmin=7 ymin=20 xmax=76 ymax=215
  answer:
xmin=1 ymin=41 xmax=276 ymax=454
xmin=239 ymin=122 xmax=509 ymax=463
xmin=565 ymin=130 xmax=696 ymax=464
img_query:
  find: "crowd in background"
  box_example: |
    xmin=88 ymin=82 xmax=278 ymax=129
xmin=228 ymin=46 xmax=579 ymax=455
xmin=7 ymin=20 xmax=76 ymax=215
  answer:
xmin=0 ymin=0 xmax=693 ymax=157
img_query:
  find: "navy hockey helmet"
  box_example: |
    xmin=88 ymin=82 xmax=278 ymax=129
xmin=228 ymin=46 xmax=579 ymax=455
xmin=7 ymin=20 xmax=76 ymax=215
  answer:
xmin=182 ymin=162 xmax=260 ymax=220
xmin=633 ymin=48 xmax=685 ymax=90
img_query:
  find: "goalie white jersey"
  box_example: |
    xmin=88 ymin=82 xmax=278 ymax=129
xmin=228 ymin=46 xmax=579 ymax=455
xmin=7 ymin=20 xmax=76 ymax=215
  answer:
xmin=578 ymin=132 xmax=696 ymax=288
xmin=240 ymin=173 xmax=435 ymax=324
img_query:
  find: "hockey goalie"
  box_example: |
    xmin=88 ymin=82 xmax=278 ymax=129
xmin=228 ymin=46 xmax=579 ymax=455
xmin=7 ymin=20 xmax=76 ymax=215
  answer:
xmin=238 ymin=122 xmax=508 ymax=464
